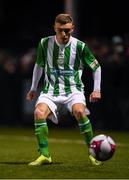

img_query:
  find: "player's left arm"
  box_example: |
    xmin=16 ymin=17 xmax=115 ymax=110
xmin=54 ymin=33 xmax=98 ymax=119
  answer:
xmin=89 ymin=66 xmax=101 ymax=102
xmin=81 ymin=44 xmax=101 ymax=102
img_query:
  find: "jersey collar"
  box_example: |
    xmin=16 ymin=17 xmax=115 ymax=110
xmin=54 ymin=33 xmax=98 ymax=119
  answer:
xmin=54 ymin=35 xmax=72 ymax=48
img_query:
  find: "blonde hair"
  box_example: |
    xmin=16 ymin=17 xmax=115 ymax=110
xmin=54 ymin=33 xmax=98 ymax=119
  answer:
xmin=55 ymin=13 xmax=73 ymax=24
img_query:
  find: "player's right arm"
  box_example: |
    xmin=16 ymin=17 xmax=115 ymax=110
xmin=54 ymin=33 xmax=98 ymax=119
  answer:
xmin=26 ymin=63 xmax=43 ymax=102
xmin=26 ymin=39 xmax=45 ymax=102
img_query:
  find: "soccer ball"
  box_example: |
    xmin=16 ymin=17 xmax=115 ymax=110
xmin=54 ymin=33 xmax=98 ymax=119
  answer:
xmin=89 ymin=134 xmax=116 ymax=161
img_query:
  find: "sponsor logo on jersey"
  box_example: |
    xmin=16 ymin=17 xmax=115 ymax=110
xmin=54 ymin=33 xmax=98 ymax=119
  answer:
xmin=50 ymin=68 xmax=74 ymax=76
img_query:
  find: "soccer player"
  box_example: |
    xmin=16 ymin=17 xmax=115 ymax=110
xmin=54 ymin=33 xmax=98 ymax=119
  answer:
xmin=26 ymin=13 xmax=102 ymax=166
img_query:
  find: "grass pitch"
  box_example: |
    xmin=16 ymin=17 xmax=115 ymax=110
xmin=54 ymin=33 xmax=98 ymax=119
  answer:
xmin=0 ymin=126 xmax=129 ymax=179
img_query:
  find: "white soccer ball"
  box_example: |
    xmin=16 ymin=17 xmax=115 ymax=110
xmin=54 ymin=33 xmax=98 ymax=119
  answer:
xmin=89 ymin=134 xmax=116 ymax=161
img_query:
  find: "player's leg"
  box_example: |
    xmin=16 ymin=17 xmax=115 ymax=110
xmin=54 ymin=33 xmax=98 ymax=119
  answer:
xmin=34 ymin=103 xmax=51 ymax=157
xmin=72 ymin=103 xmax=102 ymax=165
xmin=66 ymin=92 xmax=93 ymax=146
xmin=29 ymin=103 xmax=52 ymax=166
xmin=72 ymin=103 xmax=93 ymax=146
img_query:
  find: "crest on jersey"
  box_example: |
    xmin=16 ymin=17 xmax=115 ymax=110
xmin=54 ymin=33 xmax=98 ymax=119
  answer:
xmin=58 ymin=50 xmax=64 ymax=65
xmin=57 ymin=58 xmax=64 ymax=65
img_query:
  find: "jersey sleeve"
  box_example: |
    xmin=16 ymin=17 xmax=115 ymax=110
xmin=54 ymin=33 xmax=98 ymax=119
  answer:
xmin=36 ymin=39 xmax=45 ymax=68
xmin=81 ymin=44 xmax=100 ymax=71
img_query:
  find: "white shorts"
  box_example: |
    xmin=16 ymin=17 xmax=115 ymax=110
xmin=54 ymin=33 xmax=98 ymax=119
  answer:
xmin=35 ymin=92 xmax=90 ymax=124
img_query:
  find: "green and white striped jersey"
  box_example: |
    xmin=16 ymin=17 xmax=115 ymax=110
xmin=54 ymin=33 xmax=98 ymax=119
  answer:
xmin=36 ymin=35 xmax=100 ymax=96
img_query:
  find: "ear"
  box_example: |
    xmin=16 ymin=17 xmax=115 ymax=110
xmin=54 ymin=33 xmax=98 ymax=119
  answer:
xmin=53 ymin=25 xmax=56 ymax=32
xmin=71 ymin=25 xmax=75 ymax=31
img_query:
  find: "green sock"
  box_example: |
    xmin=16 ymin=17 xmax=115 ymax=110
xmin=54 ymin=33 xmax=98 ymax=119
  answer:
xmin=34 ymin=120 xmax=49 ymax=157
xmin=78 ymin=116 xmax=93 ymax=146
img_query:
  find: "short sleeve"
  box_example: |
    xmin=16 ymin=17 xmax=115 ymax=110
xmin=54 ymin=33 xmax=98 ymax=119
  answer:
xmin=36 ymin=39 xmax=45 ymax=68
xmin=82 ymin=44 xmax=100 ymax=71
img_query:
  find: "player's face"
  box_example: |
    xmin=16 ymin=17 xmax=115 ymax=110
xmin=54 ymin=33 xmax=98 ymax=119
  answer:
xmin=54 ymin=22 xmax=74 ymax=44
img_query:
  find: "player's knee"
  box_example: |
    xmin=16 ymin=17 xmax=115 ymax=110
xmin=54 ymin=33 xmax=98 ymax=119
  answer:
xmin=73 ymin=108 xmax=85 ymax=120
xmin=34 ymin=108 xmax=46 ymax=120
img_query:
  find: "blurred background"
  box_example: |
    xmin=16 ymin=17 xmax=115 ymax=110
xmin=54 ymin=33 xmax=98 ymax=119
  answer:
xmin=0 ymin=0 xmax=129 ymax=130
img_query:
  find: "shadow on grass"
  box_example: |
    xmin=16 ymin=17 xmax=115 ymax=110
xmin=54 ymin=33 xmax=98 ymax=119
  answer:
xmin=0 ymin=162 xmax=29 ymax=165
xmin=0 ymin=161 xmax=63 ymax=165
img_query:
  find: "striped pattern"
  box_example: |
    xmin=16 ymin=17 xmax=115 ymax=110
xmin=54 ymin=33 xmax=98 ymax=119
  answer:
xmin=36 ymin=35 xmax=100 ymax=96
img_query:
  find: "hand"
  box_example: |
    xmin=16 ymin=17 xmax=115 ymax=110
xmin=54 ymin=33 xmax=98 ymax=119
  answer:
xmin=26 ymin=90 xmax=36 ymax=102
xmin=89 ymin=91 xmax=101 ymax=103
